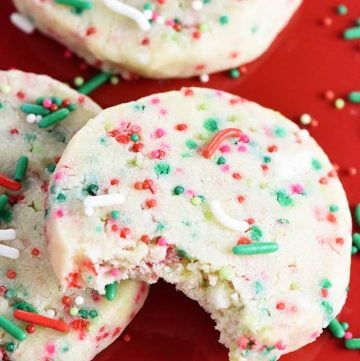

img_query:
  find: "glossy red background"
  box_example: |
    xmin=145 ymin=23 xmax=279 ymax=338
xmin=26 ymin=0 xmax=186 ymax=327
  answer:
xmin=0 ymin=0 xmax=359 ymax=360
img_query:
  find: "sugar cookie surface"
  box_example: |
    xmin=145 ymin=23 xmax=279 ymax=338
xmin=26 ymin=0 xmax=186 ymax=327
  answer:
xmin=13 ymin=0 xmax=301 ymax=79
xmin=0 ymin=70 xmax=148 ymax=361
xmin=46 ymin=87 xmax=351 ymax=361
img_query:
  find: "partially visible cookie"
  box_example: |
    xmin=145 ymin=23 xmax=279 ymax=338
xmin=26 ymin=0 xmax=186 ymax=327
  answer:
xmin=13 ymin=0 xmax=301 ymax=79
xmin=0 ymin=70 xmax=148 ymax=360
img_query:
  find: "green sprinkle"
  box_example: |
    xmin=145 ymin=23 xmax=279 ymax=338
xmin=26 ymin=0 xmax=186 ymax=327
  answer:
xmin=328 ymin=318 xmax=345 ymax=338
xmin=219 ymin=15 xmax=229 ymax=25
xmin=232 ymin=242 xmax=279 ymax=255
xmin=57 ymin=193 xmax=67 ymax=202
xmin=52 ymin=97 xmax=62 ymax=106
xmin=68 ymin=103 xmax=77 ymax=111
xmin=78 ymin=72 xmax=111 ymax=95
xmin=274 ymin=127 xmax=286 ymax=138
xmin=12 ymin=301 xmax=38 ymax=313
xmin=173 ymin=186 xmax=185 ymax=195
xmin=345 ymin=338 xmax=360 ymax=349
xmin=276 ymin=190 xmax=293 ymax=207
xmin=186 ymin=139 xmax=198 ymax=150
xmin=38 ymin=108 xmax=70 ymax=128
xmin=329 ymin=204 xmax=339 ymax=212
xmin=130 ymin=133 xmax=139 ymax=142
xmin=47 ymin=163 xmax=56 ymax=173
xmin=337 ymin=4 xmax=348 ymax=15
xmin=0 ymin=209 xmax=13 ymax=223
xmin=14 ymin=156 xmax=28 ymax=182
xmin=348 ymin=91 xmax=360 ymax=103
xmin=154 ymin=162 xmax=171 ymax=176
xmin=55 ymin=0 xmax=93 ymax=10
xmin=311 ymin=158 xmax=322 ymax=170
xmin=217 ymin=156 xmax=226 ymax=165
xmin=87 ymin=184 xmax=98 ymax=195
xmin=355 ymin=204 xmax=360 ymax=227
xmin=341 ymin=322 xmax=349 ymax=331
xmin=353 ymin=233 xmax=360 ymax=249
xmin=0 ymin=315 xmax=27 ymax=341
xmin=105 ymin=282 xmax=118 ymax=301
xmin=6 ymin=342 xmax=15 ymax=352
xmin=89 ymin=310 xmax=98 ymax=318
xmin=0 ymin=195 xmax=9 ymax=211
xmin=176 ymin=248 xmax=189 ymax=259
xmin=20 ymin=103 xmax=50 ymax=116
xmin=351 ymin=245 xmax=358 ymax=255
xmin=111 ymin=210 xmax=120 ymax=219
xmin=79 ymin=309 xmax=89 ymax=319
xmin=229 ymin=69 xmax=240 ymax=78
xmin=320 ymin=279 xmax=332 ymax=289
xmin=321 ymin=300 xmax=333 ymax=319
xmin=250 ymin=226 xmax=263 ymax=241
xmin=203 ymin=118 xmax=219 ymax=132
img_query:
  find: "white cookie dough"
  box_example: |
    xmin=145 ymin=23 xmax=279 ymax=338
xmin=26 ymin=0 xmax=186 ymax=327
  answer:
xmin=13 ymin=0 xmax=301 ymax=79
xmin=46 ymin=88 xmax=352 ymax=361
xmin=0 ymin=70 xmax=148 ymax=361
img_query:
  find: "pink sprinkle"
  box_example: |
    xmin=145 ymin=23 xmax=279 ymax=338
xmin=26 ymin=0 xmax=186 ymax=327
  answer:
xmin=166 ymin=19 xmax=175 ymax=26
xmin=220 ymin=164 xmax=230 ymax=172
xmin=240 ymin=134 xmax=249 ymax=143
xmin=237 ymin=145 xmax=247 ymax=152
xmin=157 ymin=237 xmax=167 ymax=246
xmin=159 ymin=108 xmax=168 ymax=115
xmin=344 ymin=332 xmax=353 ymax=340
xmin=42 ymin=98 xmax=52 ymax=108
xmin=219 ymin=145 xmax=231 ymax=153
xmin=275 ymin=341 xmax=287 ymax=350
xmin=291 ymin=184 xmax=304 ymax=194
xmin=132 ymin=125 xmax=141 ymax=133
xmin=236 ymin=336 xmax=249 ymax=350
xmin=150 ymin=150 xmax=160 ymax=159
xmin=111 ymin=268 xmax=120 ymax=277
xmin=55 ymin=208 xmax=65 ymax=218
xmin=54 ymin=172 xmax=64 ymax=181
xmin=151 ymin=97 xmax=160 ymax=104
xmin=155 ymin=128 xmax=165 ymax=138
xmin=186 ymin=190 xmax=195 ymax=197
xmin=46 ymin=343 xmax=56 ymax=354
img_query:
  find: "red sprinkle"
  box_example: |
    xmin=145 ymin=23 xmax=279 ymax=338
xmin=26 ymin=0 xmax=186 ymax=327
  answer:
xmin=26 ymin=324 xmax=36 ymax=334
xmin=0 ymin=173 xmax=21 ymax=191
xmin=203 ymin=128 xmax=243 ymax=159
xmin=6 ymin=270 xmax=16 ymax=279
xmin=14 ymin=310 xmax=69 ymax=332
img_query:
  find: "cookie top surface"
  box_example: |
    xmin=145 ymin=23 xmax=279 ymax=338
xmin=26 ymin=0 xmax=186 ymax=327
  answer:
xmin=0 ymin=70 xmax=148 ymax=361
xmin=14 ymin=0 xmax=301 ymax=78
xmin=47 ymin=87 xmax=352 ymax=360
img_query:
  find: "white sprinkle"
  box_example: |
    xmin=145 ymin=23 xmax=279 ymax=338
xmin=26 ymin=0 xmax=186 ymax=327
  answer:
xmin=0 ymin=229 xmax=16 ymax=241
xmin=300 ymin=113 xmax=312 ymax=125
xmin=10 ymin=13 xmax=35 ymax=34
xmin=192 ymin=0 xmax=203 ymax=11
xmin=102 ymin=0 xmax=151 ymax=31
xmin=84 ymin=193 xmax=126 ymax=216
xmin=45 ymin=309 xmax=56 ymax=318
xmin=210 ymin=200 xmax=249 ymax=232
xmin=26 ymin=114 xmax=37 ymax=124
xmin=74 ymin=296 xmax=84 ymax=306
xmin=200 ymin=74 xmax=210 ymax=83
xmin=143 ymin=9 xmax=153 ymax=20
xmin=0 ymin=244 xmax=19 ymax=259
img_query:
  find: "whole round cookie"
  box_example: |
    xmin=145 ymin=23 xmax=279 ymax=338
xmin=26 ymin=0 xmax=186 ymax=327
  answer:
xmin=0 ymin=70 xmax=148 ymax=360
xmin=46 ymin=87 xmax=352 ymax=361
xmin=13 ymin=0 xmax=301 ymax=79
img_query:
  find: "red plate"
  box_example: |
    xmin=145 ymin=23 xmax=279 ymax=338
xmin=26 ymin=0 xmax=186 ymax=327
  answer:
xmin=1 ymin=0 xmax=359 ymax=360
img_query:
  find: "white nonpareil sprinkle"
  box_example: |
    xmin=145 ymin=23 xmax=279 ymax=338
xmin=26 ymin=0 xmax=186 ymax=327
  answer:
xmin=0 ymin=229 xmax=16 ymax=241
xmin=26 ymin=114 xmax=37 ymax=124
xmin=84 ymin=193 xmax=126 ymax=216
xmin=210 ymin=200 xmax=249 ymax=232
xmin=200 ymin=74 xmax=210 ymax=83
xmin=102 ymin=0 xmax=151 ymax=31
xmin=74 ymin=296 xmax=84 ymax=306
xmin=10 ymin=13 xmax=35 ymax=34
xmin=300 ymin=113 xmax=312 ymax=125
xmin=0 ymin=244 xmax=20 ymax=259
xmin=192 ymin=0 xmax=203 ymax=11
xmin=45 ymin=309 xmax=56 ymax=318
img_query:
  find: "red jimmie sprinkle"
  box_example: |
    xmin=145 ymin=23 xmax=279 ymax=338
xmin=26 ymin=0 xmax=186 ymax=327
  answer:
xmin=202 ymin=128 xmax=243 ymax=159
xmin=0 ymin=173 xmax=21 ymax=191
xmin=14 ymin=310 xmax=69 ymax=333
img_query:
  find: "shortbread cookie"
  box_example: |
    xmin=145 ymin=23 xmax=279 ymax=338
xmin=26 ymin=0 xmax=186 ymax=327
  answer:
xmin=46 ymin=87 xmax=351 ymax=361
xmin=13 ymin=0 xmax=301 ymax=79
xmin=0 ymin=70 xmax=148 ymax=360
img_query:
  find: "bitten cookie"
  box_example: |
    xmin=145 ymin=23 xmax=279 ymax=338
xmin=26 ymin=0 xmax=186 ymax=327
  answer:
xmin=46 ymin=88 xmax=351 ymax=361
xmin=13 ymin=0 xmax=301 ymax=79
xmin=0 ymin=70 xmax=148 ymax=361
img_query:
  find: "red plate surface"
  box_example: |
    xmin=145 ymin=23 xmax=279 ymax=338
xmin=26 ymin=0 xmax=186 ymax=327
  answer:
xmin=0 ymin=0 xmax=359 ymax=360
